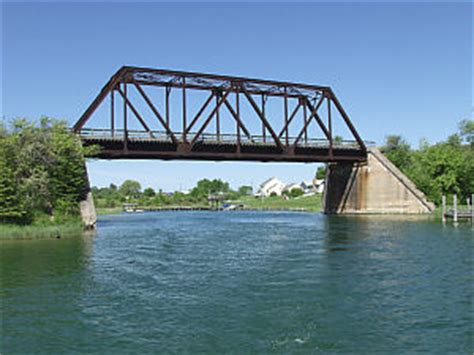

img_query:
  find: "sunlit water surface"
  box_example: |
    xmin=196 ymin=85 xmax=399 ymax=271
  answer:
xmin=1 ymin=211 xmax=473 ymax=353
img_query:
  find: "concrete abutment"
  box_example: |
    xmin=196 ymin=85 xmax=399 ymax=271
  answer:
xmin=323 ymin=148 xmax=435 ymax=214
xmin=79 ymin=161 xmax=97 ymax=230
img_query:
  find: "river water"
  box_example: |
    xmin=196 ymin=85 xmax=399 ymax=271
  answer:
xmin=1 ymin=211 xmax=472 ymax=353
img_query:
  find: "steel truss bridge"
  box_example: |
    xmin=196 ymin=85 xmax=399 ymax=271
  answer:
xmin=73 ymin=66 xmax=368 ymax=162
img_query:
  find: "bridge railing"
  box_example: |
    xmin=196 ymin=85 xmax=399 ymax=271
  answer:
xmin=77 ymin=128 xmax=373 ymax=150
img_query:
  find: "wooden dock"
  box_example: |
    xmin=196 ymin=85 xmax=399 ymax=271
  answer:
xmin=442 ymin=194 xmax=473 ymax=225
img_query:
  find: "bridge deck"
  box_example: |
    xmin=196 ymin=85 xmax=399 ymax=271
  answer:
xmin=80 ymin=129 xmax=368 ymax=162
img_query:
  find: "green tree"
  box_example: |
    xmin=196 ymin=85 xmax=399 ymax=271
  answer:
xmin=283 ymin=188 xmax=304 ymax=198
xmin=334 ymin=135 xmax=343 ymax=144
xmin=316 ymin=165 xmax=326 ymax=179
xmin=0 ymin=117 xmax=93 ymax=223
xmin=238 ymin=185 xmax=253 ymax=196
xmin=383 ymin=135 xmax=412 ymax=171
xmin=0 ymin=148 xmax=29 ymax=224
xmin=446 ymin=134 xmax=462 ymax=147
xmin=458 ymin=119 xmax=474 ymax=147
xmin=143 ymin=187 xmax=156 ymax=198
xmin=190 ymin=179 xmax=230 ymax=200
xmin=119 ymin=180 xmax=142 ymax=199
xmin=47 ymin=119 xmax=90 ymax=215
xmin=385 ymin=122 xmax=474 ymax=205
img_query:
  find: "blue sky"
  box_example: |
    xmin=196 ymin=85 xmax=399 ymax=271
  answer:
xmin=2 ymin=2 xmax=472 ymax=191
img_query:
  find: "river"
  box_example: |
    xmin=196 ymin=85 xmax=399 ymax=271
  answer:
xmin=1 ymin=211 xmax=472 ymax=353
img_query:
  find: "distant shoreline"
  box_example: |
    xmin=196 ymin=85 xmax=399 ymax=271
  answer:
xmin=97 ymin=194 xmax=323 ymax=216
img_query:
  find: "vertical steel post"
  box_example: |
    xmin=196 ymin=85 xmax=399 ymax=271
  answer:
xmin=110 ymin=89 xmax=115 ymax=137
xmin=182 ymin=77 xmax=187 ymax=142
xmin=328 ymin=96 xmax=333 ymax=157
xmin=261 ymin=94 xmax=266 ymax=143
xmin=284 ymin=88 xmax=289 ymax=146
xmin=236 ymin=88 xmax=241 ymax=152
xmin=442 ymin=195 xmax=446 ymax=224
xmin=302 ymin=98 xmax=308 ymax=144
xmin=123 ymin=83 xmax=128 ymax=151
xmin=165 ymin=85 xmax=170 ymax=127
xmin=216 ymin=92 xmax=220 ymax=142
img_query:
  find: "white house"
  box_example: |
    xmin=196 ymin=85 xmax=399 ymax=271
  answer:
xmin=257 ymin=177 xmax=286 ymax=197
xmin=313 ymin=179 xmax=325 ymax=194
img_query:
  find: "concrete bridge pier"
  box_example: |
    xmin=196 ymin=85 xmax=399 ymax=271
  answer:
xmin=79 ymin=161 xmax=97 ymax=230
xmin=323 ymin=148 xmax=435 ymax=214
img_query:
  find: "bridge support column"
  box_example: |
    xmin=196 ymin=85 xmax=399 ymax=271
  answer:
xmin=323 ymin=148 xmax=435 ymax=214
xmin=79 ymin=161 xmax=97 ymax=230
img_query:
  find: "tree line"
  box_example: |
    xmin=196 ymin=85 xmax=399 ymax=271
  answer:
xmin=92 ymin=179 xmax=254 ymax=209
xmin=0 ymin=118 xmax=94 ymax=225
xmin=382 ymin=119 xmax=473 ymax=205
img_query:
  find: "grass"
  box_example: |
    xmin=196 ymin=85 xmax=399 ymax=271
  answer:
xmin=0 ymin=222 xmax=85 ymax=240
xmin=96 ymin=207 xmax=123 ymax=215
xmin=229 ymin=194 xmax=323 ymax=212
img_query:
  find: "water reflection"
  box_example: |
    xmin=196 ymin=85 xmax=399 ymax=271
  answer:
xmin=0 ymin=233 xmax=93 ymax=290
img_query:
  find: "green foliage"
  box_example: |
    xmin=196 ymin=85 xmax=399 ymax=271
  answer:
xmin=0 ymin=117 xmax=91 ymax=225
xmin=119 ymin=180 xmax=141 ymax=199
xmin=290 ymin=188 xmax=304 ymax=198
xmin=458 ymin=119 xmax=474 ymax=146
xmin=190 ymin=179 xmax=230 ymax=200
xmin=93 ymin=178 xmax=254 ymax=209
xmin=383 ymin=135 xmax=412 ymax=171
xmin=316 ymin=165 xmax=326 ymax=179
xmin=238 ymin=185 xmax=253 ymax=196
xmin=0 ymin=150 xmax=30 ymax=224
xmin=383 ymin=121 xmax=474 ymax=205
xmin=143 ymin=187 xmax=156 ymax=198
xmin=283 ymin=188 xmax=304 ymax=198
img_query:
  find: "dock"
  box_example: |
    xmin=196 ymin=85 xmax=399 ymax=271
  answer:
xmin=442 ymin=194 xmax=473 ymax=225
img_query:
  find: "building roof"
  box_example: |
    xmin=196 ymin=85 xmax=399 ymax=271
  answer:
xmin=260 ymin=177 xmax=280 ymax=188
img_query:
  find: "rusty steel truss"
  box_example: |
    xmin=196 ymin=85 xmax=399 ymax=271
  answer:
xmin=73 ymin=66 xmax=367 ymax=162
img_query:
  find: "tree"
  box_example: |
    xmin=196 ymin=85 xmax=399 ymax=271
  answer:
xmin=316 ymin=165 xmax=326 ymax=179
xmin=119 ymin=180 xmax=141 ymax=199
xmin=446 ymin=134 xmax=462 ymax=147
xmin=383 ymin=135 xmax=412 ymax=171
xmin=238 ymin=185 xmax=253 ymax=196
xmin=0 ymin=149 xmax=29 ymax=224
xmin=458 ymin=119 xmax=474 ymax=147
xmin=384 ymin=123 xmax=474 ymax=205
xmin=143 ymin=187 xmax=156 ymax=198
xmin=333 ymin=135 xmax=343 ymax=144
xmin=0 ymin=117 xmax=93 ymax=222
xmin=190 ymin=179 xmax=230 ymax=200
xmin=283 ymin=188 xmax=304 ymax=198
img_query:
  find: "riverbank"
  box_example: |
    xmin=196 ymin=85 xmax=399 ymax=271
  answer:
xmin=0 ymin=222 xmax=85 ymax=240
xmin=230 ymin=194 xmax=322 ymax=212
xmin=96 ymin=207 xmax=123 ymax=215
xmin=96 ymin=194 xmax=323 ymax=215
